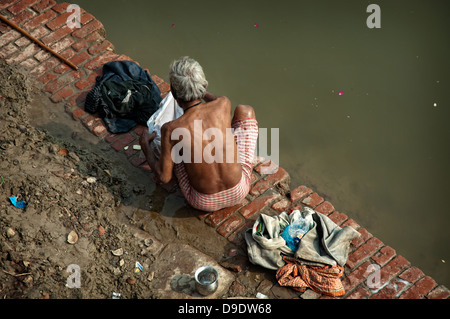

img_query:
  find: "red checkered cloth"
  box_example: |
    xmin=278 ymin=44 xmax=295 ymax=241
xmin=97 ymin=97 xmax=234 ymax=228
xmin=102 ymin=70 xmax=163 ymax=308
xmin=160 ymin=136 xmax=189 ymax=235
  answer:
xmin=174 ymin=118 xmax=258 ymax=211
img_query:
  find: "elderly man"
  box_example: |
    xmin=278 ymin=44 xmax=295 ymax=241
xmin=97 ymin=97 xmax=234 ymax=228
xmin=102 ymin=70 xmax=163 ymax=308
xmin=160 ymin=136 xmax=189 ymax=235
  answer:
xmin=140 ymin=56 xmax=258 ymax=212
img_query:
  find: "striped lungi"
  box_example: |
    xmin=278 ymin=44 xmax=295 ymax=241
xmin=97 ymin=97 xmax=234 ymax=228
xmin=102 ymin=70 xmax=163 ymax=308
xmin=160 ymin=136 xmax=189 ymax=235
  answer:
xmin=174 ymin=118 xmax=258 ymax=212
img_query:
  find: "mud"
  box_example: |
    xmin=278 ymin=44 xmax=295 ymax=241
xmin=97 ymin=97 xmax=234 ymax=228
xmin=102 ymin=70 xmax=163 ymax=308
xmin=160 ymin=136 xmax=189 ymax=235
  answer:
xmin=0 ymin=61 xmax=273 ymax=299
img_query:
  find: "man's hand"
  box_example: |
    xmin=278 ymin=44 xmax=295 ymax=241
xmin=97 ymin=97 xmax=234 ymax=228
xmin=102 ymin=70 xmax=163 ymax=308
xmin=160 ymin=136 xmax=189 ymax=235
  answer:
xmin=139 ymin=130 xmax=156 ymax=149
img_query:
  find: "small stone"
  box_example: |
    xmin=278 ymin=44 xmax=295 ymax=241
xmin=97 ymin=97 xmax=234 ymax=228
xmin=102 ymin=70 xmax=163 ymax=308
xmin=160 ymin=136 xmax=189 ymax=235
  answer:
xmin=98 ymin=225 xmax=106 ymax=236
xmin=6 ymin=227 xmax=16 ymax=238
xmin=86 ymin=177 xmax=96 ymax=184
xmin=147 ymin=271 xmax=155 ymax=281
xmin=67 ymin=230 xmax=78 ymax=244
xmin=227 ymin=248 xmax=238 ymax=257
xmin=127 ymin=276 xmax=136 ymax=285
xmin=111 ymin=248 xmax=123 ymax=256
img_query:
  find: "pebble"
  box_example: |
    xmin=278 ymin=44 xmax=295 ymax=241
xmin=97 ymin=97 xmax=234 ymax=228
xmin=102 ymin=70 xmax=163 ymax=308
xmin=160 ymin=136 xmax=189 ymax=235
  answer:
xmin=98 ymin=225 xmax=106 ymax=236
xmin=111 ymin=248 xmax=124 ymax=256
xmin=6 ymin=227 xmax=16 ymax=238
xmin=127 ymin=276 xmax=136 ymax=285
xmin=67 ymin=230 xmax=78 ymax=244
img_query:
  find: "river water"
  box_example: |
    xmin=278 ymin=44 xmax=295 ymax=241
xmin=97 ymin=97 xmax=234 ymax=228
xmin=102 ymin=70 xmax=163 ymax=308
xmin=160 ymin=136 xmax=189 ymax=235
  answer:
xmin=67 ymin=0 xmax=449 ymax=286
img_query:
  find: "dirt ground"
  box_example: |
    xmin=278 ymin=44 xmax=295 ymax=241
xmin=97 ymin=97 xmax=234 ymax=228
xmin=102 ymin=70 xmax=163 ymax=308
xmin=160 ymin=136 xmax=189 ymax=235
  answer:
xmin=0 ymin=61 xmax=274 ymax=299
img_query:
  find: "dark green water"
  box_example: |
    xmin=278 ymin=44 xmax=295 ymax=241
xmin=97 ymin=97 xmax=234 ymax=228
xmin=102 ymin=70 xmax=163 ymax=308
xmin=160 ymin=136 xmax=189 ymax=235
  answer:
xmin=67 ymin=0 xmax=449 ymax=287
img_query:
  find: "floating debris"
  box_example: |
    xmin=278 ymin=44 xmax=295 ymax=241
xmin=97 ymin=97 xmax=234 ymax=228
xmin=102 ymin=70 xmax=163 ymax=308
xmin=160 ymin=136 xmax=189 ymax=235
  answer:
xmin=338 ymin=91 xmax=344 ymax=95
xmin=254 ymin=23 xmax=259 ymax=28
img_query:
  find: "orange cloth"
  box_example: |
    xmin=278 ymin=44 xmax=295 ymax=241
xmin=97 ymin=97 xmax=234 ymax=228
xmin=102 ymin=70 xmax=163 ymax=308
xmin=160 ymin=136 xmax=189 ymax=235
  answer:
xmin=276 ymin=256 xmax=345 ymax=297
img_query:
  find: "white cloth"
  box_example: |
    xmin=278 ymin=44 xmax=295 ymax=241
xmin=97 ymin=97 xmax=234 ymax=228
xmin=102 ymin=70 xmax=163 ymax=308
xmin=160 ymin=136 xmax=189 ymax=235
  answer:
xmin=146 ymin=92 xmax=184 ymax=159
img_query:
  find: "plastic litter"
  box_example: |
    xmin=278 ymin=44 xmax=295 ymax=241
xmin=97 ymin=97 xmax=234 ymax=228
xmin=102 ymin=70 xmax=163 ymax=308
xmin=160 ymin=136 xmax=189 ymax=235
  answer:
xmin=9 ymin=196 xmax=27 ymax=209
xmin=281 ymin=211 xmax=314 ymax=252
xmin=111 ymin=292 xmax=121 ymax=299
xmin=135 ymin=261 xmax=144 ymax=273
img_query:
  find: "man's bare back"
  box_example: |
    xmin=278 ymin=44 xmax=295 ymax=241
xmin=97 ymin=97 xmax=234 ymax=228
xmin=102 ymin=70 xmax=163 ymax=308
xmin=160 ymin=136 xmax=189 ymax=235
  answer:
xmin=162 ymin=96 xmax=242 ymax=194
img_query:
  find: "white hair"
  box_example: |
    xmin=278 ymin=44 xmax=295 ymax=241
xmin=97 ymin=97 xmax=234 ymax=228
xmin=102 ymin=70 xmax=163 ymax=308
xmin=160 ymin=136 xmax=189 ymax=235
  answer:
xmin=169 ymin=56 xmax=208 ymax=102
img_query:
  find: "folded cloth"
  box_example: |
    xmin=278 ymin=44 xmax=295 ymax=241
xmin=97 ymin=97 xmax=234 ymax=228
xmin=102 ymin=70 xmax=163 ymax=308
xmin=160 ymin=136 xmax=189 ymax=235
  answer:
xmin=276 ymin=256 xmax=345 ymax=297
xmin=146 ymin=92 xmax=184 ymax=159
xmin=245 ymin=207 xmax=360 ymax=270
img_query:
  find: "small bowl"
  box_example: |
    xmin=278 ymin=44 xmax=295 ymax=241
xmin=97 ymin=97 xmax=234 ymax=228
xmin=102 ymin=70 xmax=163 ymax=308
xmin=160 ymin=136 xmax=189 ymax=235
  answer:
xmin=194 ymin=266 xmax=219 ymax=296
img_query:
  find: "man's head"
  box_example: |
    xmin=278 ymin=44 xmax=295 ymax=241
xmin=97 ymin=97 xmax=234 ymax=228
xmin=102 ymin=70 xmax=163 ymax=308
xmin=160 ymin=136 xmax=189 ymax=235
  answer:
xmin=169 ymin=56 xmax=208 ymax=103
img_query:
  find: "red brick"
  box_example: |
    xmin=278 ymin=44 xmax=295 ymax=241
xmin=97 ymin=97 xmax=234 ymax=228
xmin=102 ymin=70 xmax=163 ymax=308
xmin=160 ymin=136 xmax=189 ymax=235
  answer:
xmin=30 ymin=25 xmax=51 ymax=41
xmin=157 ymin=82 xmax=171 ymax=94
xmin=254 ymin=160 xmax=280 ymax=175
xmin=36 ymin=72 xmax=57 ymax=84
xmin=104 ymin=133 xmax=121 ymax=144
xmin=426 ymin=285 xmax=450 ymax=299
xmin=19 ymin=57 xmax=39 ymax=69
xmin=15 ymin=37 xmax=31 ymax=47
xmin=81 ymin=114 xmax=101 ymax=129
xmin=75 ymin=79 xmax=91 ymax=91
xmin=399 ymin=276 xmax=437 ymax=299
xmin=371 ymin=245 xmax=396 ymax=267
xmin=129 ymin=152 xmax=147 ymax=167
xmin=206 ymin=201 xmax=247 ymax=228
xmin=67 ymin=91 xmax=87 ymax=108
xmin=6 ymin=43 xmax=40 ymax=64
xmin=50 ymin=86 xmax=74 ymax=103
xmin=24 ymin=9 xmax=56 ymax=31
xmin=46 ymin=11 xmax=71 ymax=31
xmin=32 ymin=0 xmax=56 ymax=13
xmin=370 ymin=278 xmax=408 ymax=299
xmin=315 ymin=201 xmax=335 ymax=215
xmin=10 ymin=9 xmax=36 ymax=25
xmin=0 ymin=43 xmax=18 ymax=59
xmin=92 ymin=122 xmax=107 ymax=136
xmin=85 ymin=51 xmax=118 ymax=70
xmin=0 ymin=0 xmax=16 ymax=10
xmin=0 ymin=30 xmax=21 ymax=48
xmin=227 ymin=219 xmax=253 ymax=245
xmin=345 ymin=286 xmax=371 ymax=299
xmin=151 ymin=75 xmax=164 ymax=85
xmin=71 ymin=107 xmax=85 ymax=120
xmin=41 ymin=26 xmax=72 ymax=45
xmin=69 ymin=51 xmax=91 ymax=67
xmin=328 ymin=211 xmax=348 ymax=226
xmin=271 ymin=198 xmax=291 ymax=212
xmin=398 ymin=266 xmax=424 ymax=283
xmin=302 ymin=192 xmax=324 ymax=208
xmin=351 ymin=227 xmax=372 ymax=248
xmin=289 ymin=185 xmax=312 ymax=203
xmin=48 ymin=36 xmax=74 ymax=53
xmin=8 ymin=0 xmax=40 ymax=15
xmin=72 ymin=19 xmax=103 ymax=39
xmin=51 ymin=2 xmax=69 ymax=13
xmin=341 ymin=218 xmax=360 ymax=230
xmin=240 ymin=194 xmax=279 ymax=219
xmin=346 ymin=237 xmax=383 ymax=269
xmin=88 ymin=40 xmax=112 ymax=55
xmin=249 ymin=179 xmax=270 ymax=196
xmin=342 ymin=261 xmax=372 ymax=293
xmin=110 ymin=133 xmax=136 ymax=151
xmin=379 ymin=255 xmax=411 ymax=288
xmin=217 ymin=215 xmax=244 ymax=237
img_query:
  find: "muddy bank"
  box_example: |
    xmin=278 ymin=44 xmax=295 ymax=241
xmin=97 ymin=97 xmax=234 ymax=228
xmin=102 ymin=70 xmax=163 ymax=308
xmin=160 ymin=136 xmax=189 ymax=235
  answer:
xmin=0 ymin=61 xmax=273 ymax=299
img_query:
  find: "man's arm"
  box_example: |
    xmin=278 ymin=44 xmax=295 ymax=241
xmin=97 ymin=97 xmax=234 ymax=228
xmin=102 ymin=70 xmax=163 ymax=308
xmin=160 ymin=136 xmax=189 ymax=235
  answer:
xmin=139 ymin=126 xmax=174 ymax=184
